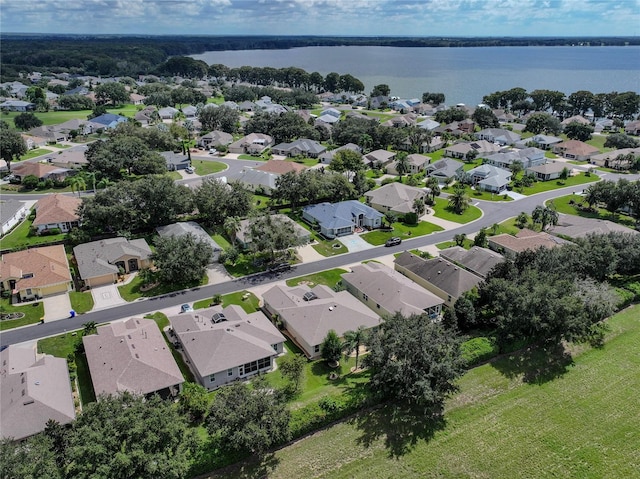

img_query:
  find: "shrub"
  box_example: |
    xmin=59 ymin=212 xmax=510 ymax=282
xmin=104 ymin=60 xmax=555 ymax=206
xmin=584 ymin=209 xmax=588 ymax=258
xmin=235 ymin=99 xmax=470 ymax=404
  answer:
xmin=461 ymin=337 xmax=499 ymax=366
xmin=381 ymin=177 xmax=396 ymax=186
xmin=614 ymin=287 xmax=635 ymax=307
xmin=403 ymin=212 xmax=418 ymax=225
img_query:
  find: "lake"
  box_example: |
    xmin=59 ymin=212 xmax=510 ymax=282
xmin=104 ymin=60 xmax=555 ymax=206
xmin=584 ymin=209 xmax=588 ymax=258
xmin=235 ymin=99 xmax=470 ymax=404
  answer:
xmin=191 ymin=45 xmax=640 ymax=106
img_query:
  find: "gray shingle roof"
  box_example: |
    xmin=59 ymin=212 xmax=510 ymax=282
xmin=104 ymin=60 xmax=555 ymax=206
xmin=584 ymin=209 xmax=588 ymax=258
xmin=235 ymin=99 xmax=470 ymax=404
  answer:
xmin=438 ymin=246 xmax=505 ymax=278
xmin=73 ymin=237 xmax=152 ymax=280
xmin=303 ymin=200 xmax=383 ymax=231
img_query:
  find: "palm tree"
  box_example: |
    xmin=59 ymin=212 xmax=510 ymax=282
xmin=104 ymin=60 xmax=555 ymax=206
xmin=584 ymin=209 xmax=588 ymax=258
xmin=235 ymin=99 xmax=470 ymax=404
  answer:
xmin=68 ymin=175 xmax=86 ymax=197
xmin=395 ymin=152 xmax=410 ymax=182
xmin=448 ymin=184 xmax=470 ymax=214
xmin=426 ymin=177 xmax=441 ymax=202
xmin=223 ymin=216 xmax=241 ymax=244
xmin=359 ymin=134 xmax=373 ymax=153
xmin=96 ymin=177 xmax=114 ymax=190
xmin=454 ymin=233 xmax=467 ymax=246
xmin=509 ymin=159 xmax=524 ymax=178
xmin=413 ymin=197 xmax=426 ymax=217
xmin=81 ymin=171 xmax=97 ymax=192
xmin=531 ymin=204 xmax=559 ymax=231
xmin=515 ymin=212 xmax=529 ymax=229
xmin=342 ymin=326 xmax=367 ymax=371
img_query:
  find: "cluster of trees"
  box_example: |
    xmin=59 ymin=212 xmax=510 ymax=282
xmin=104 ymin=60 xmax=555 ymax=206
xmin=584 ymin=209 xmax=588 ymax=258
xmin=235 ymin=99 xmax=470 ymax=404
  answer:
xmin=142 ymin=83 xmax=207 ymax=108
xmin=330 ymin=116 xmax=410 ymax=151
xmin=482 ymin=88 xmax=640 ymax=119
xmin=85 ymin=135 xmax=168 ymax=180
xmin=450 ymin=231 xmax=640 ymax=346
xmin=151 ymin=233 xmax=214 ymax=286
xmin=271 ymin=169 xmax=359 ymax=208
xmin=94 ymin=82 xmax=129 ymax=106
xmin=209 ymin=64 xmax=364 ymax=93
xmin=1 ymin=393 xmax=196 ymax=479
xmin=13 ymin=112 xmax=43 ymax=131
xmin=0 ymin=120 xmax=27 ymax=172
xmin=604 ymin=133 xmax=640 ymax=150
xmin=57 ymin=94 xmax=96 ymax=111
xmin=221 ymin=84 xmax=318 ymax=109
xmin=244 ymin=111 xmax=320 ymax=143
xmin=197 ymin=105 xmax=240 ymax=133
xmin=193 ymin=178 xmax=253 ymax=226
xmin=582 ymin=179 xmax=640 ymax=217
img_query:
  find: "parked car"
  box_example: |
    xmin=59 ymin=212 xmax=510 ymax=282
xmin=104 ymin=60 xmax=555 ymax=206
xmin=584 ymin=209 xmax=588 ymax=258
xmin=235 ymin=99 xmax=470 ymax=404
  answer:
xmin=180 ymin=304 xmax=194 ymax=313
xmin=185 ymin=166 xmax=194 ymax=174
xmin=385 ymin=237 xmax=402 ymax=247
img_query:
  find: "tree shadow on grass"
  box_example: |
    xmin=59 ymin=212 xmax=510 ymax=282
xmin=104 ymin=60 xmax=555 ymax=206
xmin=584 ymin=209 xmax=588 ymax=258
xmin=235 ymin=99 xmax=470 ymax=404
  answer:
xmin=490 ymin=341 xmax=574 ymax=385
xmin=352 ymin=402 xmax=446 ymax=458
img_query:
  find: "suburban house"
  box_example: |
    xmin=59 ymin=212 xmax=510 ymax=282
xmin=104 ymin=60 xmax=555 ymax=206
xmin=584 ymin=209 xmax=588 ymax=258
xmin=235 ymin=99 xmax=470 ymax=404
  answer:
xmin=364 ymin=149 xmax=396 ymax=167
xmin=156 ymin=221 xmax=222 ymax=263
xmin=548 ymin=214 xmax=638 ymax=239
xmin=168 ymin=305 xmax=285 ymax=390
xmin=54 ymin=119 xmax=102 ymax=137
xmin=238 ymin=100 xmax=256 ymax=112
xmin=21 ymin=133 xmax=47 ymax=150
xmin=444 ymin=140 xmax=503 ymax=159
xmin=89 ymin=113 xmax=128 ymax=129
xmin=160 ymin=151 xmax=190 ymax=171
xmin=488 ymin=228 xmax=572 ymax=255
xmin=594 ymin=118 xmax=614 ymax=133
xmin=381 ymin=113 xmax=418 ymax=128
xmin=134 ymin=106 xmax=157 ymax=126
xmin=589 ymin=148 xmax=640 ymax=169
xmin=27 ymin=125 xmax=68 ymax=144
xmin=561 ymin=115 xmax=591 ymax=127
xmin=302 ymin=200 xmax=384 ymax=238
xmin=318 ymin=143 xmax=361 ymax=165
xmin=255 ymin=159 xmax=307 ymax=175
xmin=517 ymin=134 xmax=563 ymax=150
xmin=73 ymin=237 xmax=153 ymax=288
xmin=228 ymin=133 xmax=274 ymax=155
xmin=386 ymin=153 xmax=430 ymax=175
xmin=158 ymin=106 xmax=179 ymax=120
xmin=425 ymin=158 xmax=465 ymax=181
xmin=552 ymin=140 xmax=600 ymax=161
xmin=83 ymin=318 xmax=184 ymax=399
xmin=320 ymin=107 xmax=341 ymax=119
xmin=235 ymin=214 xmax=311 ymax=249
xmin=438 ymin=246 xmax=505 ymax=279
xmin=341 ymin=262 xmax=443 ymax=319
xmin=525 ymin=162 xmax=570 ymax=181
xmin=32 ymin=194 xmax=81 ymax=234
xmin=197 ymin=130 xmax=233 ymax=149
xmin=417 ymin=118 xmax=441 ymax=131
xmin=465 ymin=164 xmax=512 ymax=193
xmin=364 ymin=182 xmax=427 ymax=215
xmin=475 ymin=128 xmax=521 ymax=145
xmin=0 ymin=100 xmax=35 ymax=111
xmin=262 ymin=284 xmax=381 ymax=359
xmin=12 ymin=162 xmax=73 ymax=182
xmin=482 ymin=147 xmax=546 ymax=169
xmin=227 ymin=168 xmax=279 ymax=194
xmin=0 ymin=343 xmax=75 ymax=440
xmin=1 ymin=199 xmax=28 ymax=236
xmin=272 ymin=138 xmax=327 ymax=158
xmin=0 ymin=245 xmax=72 ymax=302
xmin=624 ymin=120 xmax=640 ymax=136
xmin=394 ymin=252 xmax=483 ymax=307
xmin=182 ymin=105 xmax=197 ymax=117
xmin=47 ymin=146 xmax=89 ymax=169
xmin=129 ymin=93 xmax=146 ymax=105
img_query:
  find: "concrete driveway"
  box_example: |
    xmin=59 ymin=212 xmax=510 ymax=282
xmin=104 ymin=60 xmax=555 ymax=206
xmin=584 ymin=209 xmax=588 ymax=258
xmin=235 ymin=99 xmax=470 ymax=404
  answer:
xmin=91 ymin=284 xmax=127 ymax=311
xmin=43 ymin=293 xmax=72 ymax=322
xmin=207 ymin=264 xmax=234 ymax=284
xmin=337 ymin=234 xmax=374 ymax=252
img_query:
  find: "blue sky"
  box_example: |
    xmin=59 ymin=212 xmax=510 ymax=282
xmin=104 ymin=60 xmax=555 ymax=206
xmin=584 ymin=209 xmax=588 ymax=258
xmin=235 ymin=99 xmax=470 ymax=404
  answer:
xmin=1 ymin=0 xmax=638 ymax=36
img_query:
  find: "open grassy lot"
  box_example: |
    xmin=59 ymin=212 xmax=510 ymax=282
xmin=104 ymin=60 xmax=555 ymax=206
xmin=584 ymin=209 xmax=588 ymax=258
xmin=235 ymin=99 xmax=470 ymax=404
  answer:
xmin=517 ymin=172 xmax=599 ymax=195
xmin=432 ymin=197 xmax=483 ymax=223
xmin=205 ymin=304 xmax=640 ymax=479
xmin=0 ymin=298 xmax=45 ymax=330
xmin=2 ymin=105 xmax=138 ymax=128
xmin=192 ymin=159 xmax=227 ymax=176
xmin=551 ymin=194 xmax=637 ymax=228
xmin=286 ymin=268 xmax=348 ymax=288
xmin=362 ymin=221 xmax=443 ymax=245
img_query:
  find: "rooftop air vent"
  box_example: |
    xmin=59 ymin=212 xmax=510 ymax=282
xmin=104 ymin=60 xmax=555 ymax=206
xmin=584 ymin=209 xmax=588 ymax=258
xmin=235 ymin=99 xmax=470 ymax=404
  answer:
xmin=303 ymin=291 xmax=317 ymax=301
xmin=212 ymin=313 xmax=227 ymax=324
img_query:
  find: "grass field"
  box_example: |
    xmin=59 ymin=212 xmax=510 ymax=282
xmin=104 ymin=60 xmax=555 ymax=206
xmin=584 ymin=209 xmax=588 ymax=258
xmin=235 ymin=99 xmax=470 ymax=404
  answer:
xmin=362 ymin=221 xmax=443 ymax=245
xmin=192 ymin=159 xmax=227 ymax=176
xmin=2 ymin=105 xmax=139 ymax=128
xmin=286 ymin=268 xmax=348 ymax=288
xmin=517 ymin=172 xmax=599 ymax=195
xmin=205 ymin=304 xmax=640 ymax=479
xmin=432 ymin=197 xmax=483 ymax=223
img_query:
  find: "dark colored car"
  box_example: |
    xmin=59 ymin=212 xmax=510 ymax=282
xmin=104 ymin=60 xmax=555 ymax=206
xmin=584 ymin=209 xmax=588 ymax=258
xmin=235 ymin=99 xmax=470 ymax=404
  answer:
xmin=385 ymin=237 xmax=402 ymax=247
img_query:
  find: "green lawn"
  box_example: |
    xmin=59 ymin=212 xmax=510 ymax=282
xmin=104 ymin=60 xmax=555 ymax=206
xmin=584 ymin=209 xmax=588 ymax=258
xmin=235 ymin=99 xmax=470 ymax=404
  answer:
xmin=286 ymin=157 xmax=319 ymax=167
xmin=206 ymin=305 xmax=640 ymax=479
xmin=193 ymin=291 xmax=260 ymax=312
xmin=462 ymin=159 xmax=483 ymax=171
xmin=118 ymin=274 xmax=206 ymax=302
xmin=0 ymin=298 xmax=45 ymax=330
xmin=69 ymin=291 xmax=94 ymax=314
xmin=193 ymin=160 xmax=227 ymax=176
xmin=516 ymin=172 xmax=599 ymax=195
xmin=551 ymin=194 xmax=637 ymax=228
xmin=432 ymin=197 xmax=483 ymax=223
xmin=252 ymin=194 xmax=271 ymax=209
xmin=238 ymin=154 xmax=262 ymax=160
xmin=443 ymin=184 xmax=512 ymax=202
xmin=165 ymin=171 xmax=182 ymax=181
xmin=361 ymin=221 xmax=444 ymax=245
xmin=312 ymin=237 xmax=349 ymax=256
xmin=436 ymin=239 xmax=474 ymax=250
xmin=20 ymin=148 xmax=54 ymax=160
xmin=586 ymin=134 xmax=614 ymax=152
xmin=1 ymin=214 xmax=68 ymax=251
xmin=286 ymin=268 xmax=349 ymax=289
xmin=2 ymin=105 xmax=139 ymax=128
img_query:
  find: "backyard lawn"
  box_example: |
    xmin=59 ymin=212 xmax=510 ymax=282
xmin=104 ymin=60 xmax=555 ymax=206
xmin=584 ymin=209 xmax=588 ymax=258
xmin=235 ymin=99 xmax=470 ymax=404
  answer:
xmin=192 ymin=159 xmax=227 ymax=176
xmin=361 ymin=220 xmax=443 ymax=245
xmin=0 ymin=213 xmax=68 ymax=251
xmin=286 ymin=268 xmax=349 ymax=288
xmin=205 ymin=304 xmax=640 ymax=479
xmin=432 ymin=197 xmax=483 ymax=223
